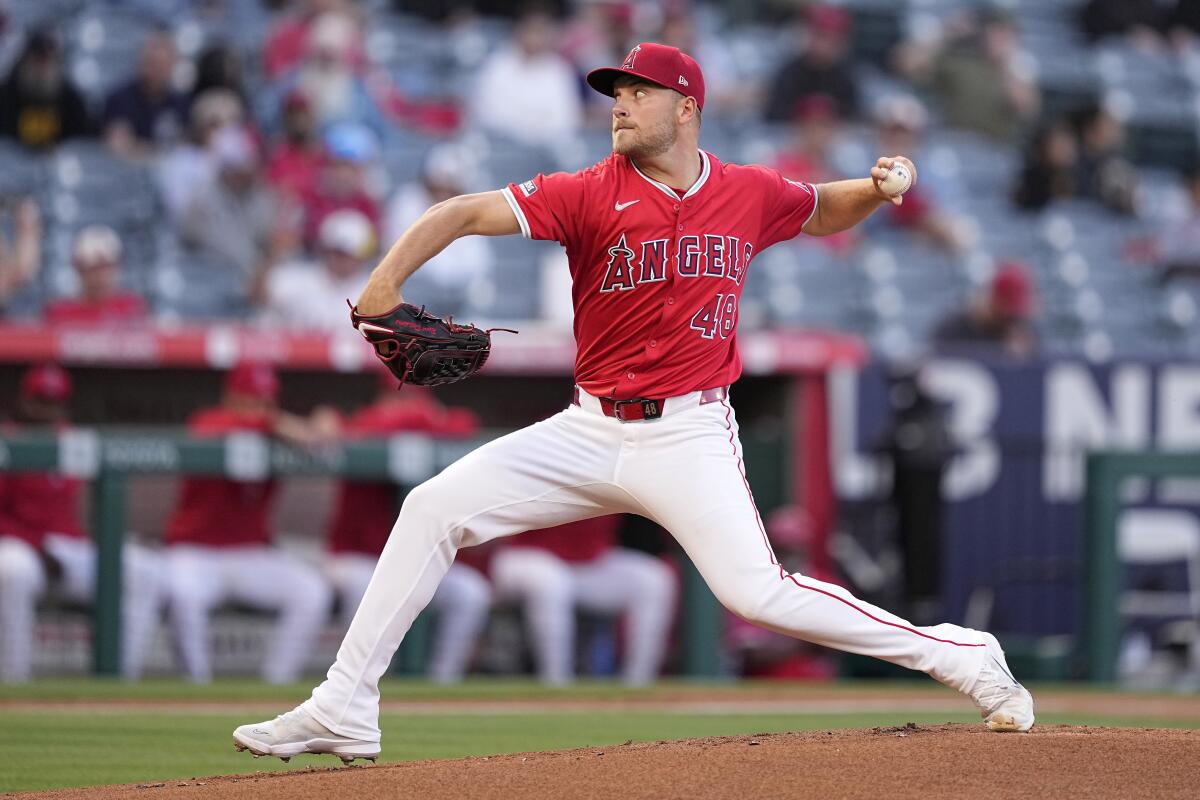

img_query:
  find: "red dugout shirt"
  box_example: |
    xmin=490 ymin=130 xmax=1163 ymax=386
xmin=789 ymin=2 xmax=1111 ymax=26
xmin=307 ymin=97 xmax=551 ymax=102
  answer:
xmin=164 ymin=407 xmax=278 ymax=548
xmin=503 ymin=150 xmax=817 ymax=399
xmin=0 ymin=422 xmax=86 ymax=549
xmin=0 ymin=471 xmax=85 ymax=549
xmin=505 ymin=516 xmax=619 ymax=564
xmin=327 ymin=398 xmax=480 ymax=556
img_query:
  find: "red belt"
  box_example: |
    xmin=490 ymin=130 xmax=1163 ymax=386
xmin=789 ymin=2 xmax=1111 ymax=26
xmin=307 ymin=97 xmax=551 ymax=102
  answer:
xmin=572 ymin=386 xmax=728 ymax=422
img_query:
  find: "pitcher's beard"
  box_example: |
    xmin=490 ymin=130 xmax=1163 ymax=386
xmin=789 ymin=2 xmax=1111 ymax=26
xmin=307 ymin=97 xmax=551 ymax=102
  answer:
xmin=613 ymin=120 xmax=676 ymax=159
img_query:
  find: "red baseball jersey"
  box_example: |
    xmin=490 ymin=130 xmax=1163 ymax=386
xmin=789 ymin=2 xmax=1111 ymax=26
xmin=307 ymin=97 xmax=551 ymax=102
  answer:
xmin=503 ymin=515 xmax=619 ymax=563
xmin=0 ymin=471 xmax=85 ymax=549
xmin=327 ymin=398 xmax=480 ymax=555
xmin=503 ymin=150 xmax=817 ymax=399
xmin=164 ymin=407 xmax=278 ymax=548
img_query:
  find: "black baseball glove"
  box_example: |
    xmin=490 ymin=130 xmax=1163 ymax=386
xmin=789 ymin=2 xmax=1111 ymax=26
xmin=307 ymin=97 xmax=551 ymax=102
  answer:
xmin=348 ymin=301 xmax=512 ymax=387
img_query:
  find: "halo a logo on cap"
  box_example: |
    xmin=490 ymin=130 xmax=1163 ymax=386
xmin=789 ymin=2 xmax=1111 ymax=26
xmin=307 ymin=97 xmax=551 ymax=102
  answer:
xmin=622 ymin=45 xmax=641 ymax=69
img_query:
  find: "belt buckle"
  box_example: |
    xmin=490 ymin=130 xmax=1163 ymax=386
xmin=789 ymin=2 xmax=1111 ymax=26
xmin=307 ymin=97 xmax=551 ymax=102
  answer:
xmin=611 ymin=398 xmax=640 ymax=422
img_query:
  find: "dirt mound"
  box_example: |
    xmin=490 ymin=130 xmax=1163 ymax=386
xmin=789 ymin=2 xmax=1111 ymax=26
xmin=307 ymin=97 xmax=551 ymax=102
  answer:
xmin=16 ymin=724 xmax=1199 ymax=800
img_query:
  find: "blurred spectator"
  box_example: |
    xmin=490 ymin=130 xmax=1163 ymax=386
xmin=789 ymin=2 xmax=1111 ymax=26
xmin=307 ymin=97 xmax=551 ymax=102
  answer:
xmin=560 ymin=0 xmax=632 ymax=86
xmin=491 ymin=516 xmax=676 ymax=686
xmin=265 ymin=0 xmax=363 ymax=81
xmin=1156 ymin=165 xmax=1200 ymax=283
xmin=384 ymin=143 xmax=493 ymax=305
xmin=256 ymin=209 xmax=374 ymax=329
xmin=726 ymin=507 xmax=836 ymax=680
xmin=772 ymin=94 xmax=855 ymax=253
xmin=658 ymin=12 xmax=746 ymax=115
xmin=179 ymin=125 xmax=292 ymax=286
xmin=158 ymin=89 xmax=244 ymax=224
xmin=0 ymin=365 xmax=162 ymax=682
xmin=163 ymin=362 xmax=335 ymax=684
xmin=188 ymin=44 xmax=250 ymax=119
xmin=1079 ymin=0 xmax=1168 ymax=47
xmin=869 ymin=94 xmax=970 ymax=253
xmin=763 ymin=6 xmax=859 ymax=123
xmin=302 ymin=122 xmax=381 ymax=248
xmin=470 ymin=8 xmax=582 ymax=148
xmin=0 ymin=196 xmax=41 ymax=312
xmin=1072 ymin=103 xmax=1138 ymax=215
xmin=266 ymin=91 xmax=323 ymax=202
xmin=324 ymin=375 xmax=486 ymax=683
xmin=933 ymin=262 xmax=1039 ymax=359
xmin=1013 ymin=120 xmax=1079 ymax=211
xmin=44 ymin=226 xmax=149 ymax=325
xmin=896 ymin=7 xmax=1039 ymax=143
xmin=271 ymin=12 xmax=387 ymax=137
xmin=0 ymin=30 xmax=93 ymax=150
xmin=774 ymin=94 xmax=844 ymax=185
xmin=102 ymin=30 xmax=187 ymax=160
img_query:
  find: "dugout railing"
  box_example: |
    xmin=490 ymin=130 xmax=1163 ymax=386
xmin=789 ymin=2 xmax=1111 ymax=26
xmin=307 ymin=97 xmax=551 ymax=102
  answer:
xmin=0 ymin=429 xmax=727 ymax=678
xmin=1082 ymin=449 xmax=1200 ymax=683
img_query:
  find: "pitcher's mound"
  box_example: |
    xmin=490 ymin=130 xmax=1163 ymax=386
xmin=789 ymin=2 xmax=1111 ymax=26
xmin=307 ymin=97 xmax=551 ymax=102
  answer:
xmin=22 ymin=724 xmax=1200 ymax=800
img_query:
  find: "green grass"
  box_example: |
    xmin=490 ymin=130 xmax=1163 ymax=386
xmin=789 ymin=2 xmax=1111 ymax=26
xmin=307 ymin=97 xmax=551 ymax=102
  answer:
xmin=0 ymin=710 xmax=923 ymax=792
xmin=0 ymin=677 xmax=722 ymax=703
xmin=0 ymin=675 xmax=1144 ymax=703
xmin=2 ymin=679 xmax=1199 ymax=793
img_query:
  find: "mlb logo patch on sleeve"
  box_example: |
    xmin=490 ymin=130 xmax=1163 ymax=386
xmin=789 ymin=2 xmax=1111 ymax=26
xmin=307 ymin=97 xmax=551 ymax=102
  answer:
xmin=520 ymin=180 xmax=538 ymax=197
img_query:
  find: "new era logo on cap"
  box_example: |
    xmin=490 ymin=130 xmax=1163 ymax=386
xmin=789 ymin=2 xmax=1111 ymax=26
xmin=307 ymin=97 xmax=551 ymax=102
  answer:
xmin=586 ymin=41 xmax=706 ymax=112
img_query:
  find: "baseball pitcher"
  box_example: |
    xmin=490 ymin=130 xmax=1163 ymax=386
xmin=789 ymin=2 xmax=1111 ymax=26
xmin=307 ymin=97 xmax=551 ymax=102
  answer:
xmin=234 ymin=42 xmax=1034 ymax=764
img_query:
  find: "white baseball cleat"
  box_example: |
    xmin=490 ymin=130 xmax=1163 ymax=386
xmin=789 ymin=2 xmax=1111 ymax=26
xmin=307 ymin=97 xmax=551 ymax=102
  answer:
xmin=233 ymin=707 xmax=381 ymax=764
xmin=965 ymin=632 xmax=1035 ymax=732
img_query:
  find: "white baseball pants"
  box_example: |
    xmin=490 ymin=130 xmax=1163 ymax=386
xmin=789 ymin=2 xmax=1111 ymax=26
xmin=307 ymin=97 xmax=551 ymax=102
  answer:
xmin=327 ymin=555 xmax=491 ymax=683
xmin=164 ymin=544 xmax=332 ymax=684
xmin=490 ymin=545 xmax=676 ymax=686
xmin=0 ymin=534 xmax=162 ymax=682
xmin=305 ymin=389 xmax=988 ymax=741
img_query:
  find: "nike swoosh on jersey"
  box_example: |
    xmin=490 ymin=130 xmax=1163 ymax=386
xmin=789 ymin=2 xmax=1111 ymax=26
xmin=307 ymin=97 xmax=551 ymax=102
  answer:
xmin=614 ymin=200 xmax=640 ymax=211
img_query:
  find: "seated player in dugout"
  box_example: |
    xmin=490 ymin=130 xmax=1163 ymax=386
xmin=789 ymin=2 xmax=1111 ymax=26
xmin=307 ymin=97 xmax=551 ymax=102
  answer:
xmin=162 ymin=361 xmax=339 ymax=684
xmin=489 ymin=515 xmax=676 ymax=686
xmin=0 ymin=364 xmax=162 ymax=683
xmin=323 ymin=369 xmax=491 ymax=684
xmin=235 ymin=41 xmax=1035 ymax=764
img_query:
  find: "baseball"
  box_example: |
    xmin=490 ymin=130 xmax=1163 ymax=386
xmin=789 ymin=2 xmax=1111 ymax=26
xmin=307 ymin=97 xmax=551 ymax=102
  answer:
xmin=878 ymin=163 xmax=912 ymax=197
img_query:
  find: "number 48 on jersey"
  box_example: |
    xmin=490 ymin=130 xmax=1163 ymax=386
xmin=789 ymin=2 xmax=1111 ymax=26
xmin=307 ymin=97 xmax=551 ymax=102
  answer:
xmin=690 ymin=293 xmax=738 ymax=340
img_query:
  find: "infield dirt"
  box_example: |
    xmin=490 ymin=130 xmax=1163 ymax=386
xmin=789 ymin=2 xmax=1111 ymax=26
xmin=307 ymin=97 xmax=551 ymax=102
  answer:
xmin=13 ymin=724 xmax=1198 ymax=800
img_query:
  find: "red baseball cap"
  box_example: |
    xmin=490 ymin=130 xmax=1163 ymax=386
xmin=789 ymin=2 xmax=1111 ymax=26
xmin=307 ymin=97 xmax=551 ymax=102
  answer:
xmin=809 ymin=5 xmax=851 ymax=37
xmin=587 ymin=42 xmax=705 ymax=112
xmin=225 ymin=361 xmax=280 ymax=401
xmin=990 ymin=262 xmax=1036 ymax=318
xmin=20 ymin=364 xmax=73 ymax=402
